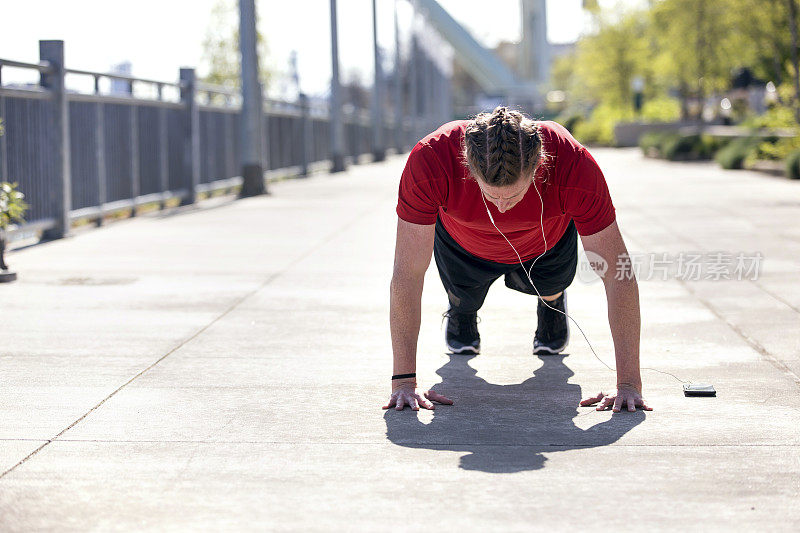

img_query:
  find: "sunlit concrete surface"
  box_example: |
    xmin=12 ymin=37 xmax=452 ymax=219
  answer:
xmin=1 ymin=149 xmax=798 ymax=531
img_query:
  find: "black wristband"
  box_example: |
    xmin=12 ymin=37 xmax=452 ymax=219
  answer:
xmin=391 ymin=373 xmax=416 ymax=380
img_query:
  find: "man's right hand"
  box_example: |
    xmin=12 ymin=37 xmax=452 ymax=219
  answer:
xmin=382 ymin=385 xmax=453 ymax=411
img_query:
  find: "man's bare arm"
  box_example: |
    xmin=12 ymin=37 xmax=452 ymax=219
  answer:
xmin=389 ymin=218 xmax=434 ymax=377
xmin=579 ymin=221 xmax=652 ymax=412
xmin=384 ymin=218 xmax=452 ymax=411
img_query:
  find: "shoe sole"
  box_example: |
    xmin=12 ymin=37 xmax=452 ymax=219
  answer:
xmin=533 ymin=341 xmax=568 ymax=354
xmin=444 ymin=309 xmax=480 ymax=354
xmin=447 ymin=343 xmax=480 ymax=355
xmin=533 ymin=293 xmax=570 ymax=355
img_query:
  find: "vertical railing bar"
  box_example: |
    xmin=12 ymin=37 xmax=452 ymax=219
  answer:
xmin=225 ymin=111 xmax=234 ymax=180
xmin=95 ymin=100 xmax=106 ymax=226
xmin=156 ymin=82 xmax=167 ymax=209
xmin=130 ymin=103 xmax=139 ymax=216
xmin=158 ymin=105 xmax=168 ymax=210
xmin=206 ymin=113 xmax=213 ymax=183
xmin=299 ymin=93 xmax=309 ymax=176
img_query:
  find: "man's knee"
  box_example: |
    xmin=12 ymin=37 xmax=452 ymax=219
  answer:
xmin=540 ymin=291 xmax=563 ymax=302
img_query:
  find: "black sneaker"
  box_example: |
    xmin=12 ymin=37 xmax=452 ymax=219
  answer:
xmin=533 ymin=292 xmax=569 ymax=354
xmin=443 ymin=309 xmax=480 ymax=354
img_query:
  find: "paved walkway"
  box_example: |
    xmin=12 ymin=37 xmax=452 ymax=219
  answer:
xmin=1 ymin=149 xmax=799 ymax=531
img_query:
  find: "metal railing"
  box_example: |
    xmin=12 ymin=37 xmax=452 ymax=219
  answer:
xmin=0 ymin=40 xmax=421 ymax=243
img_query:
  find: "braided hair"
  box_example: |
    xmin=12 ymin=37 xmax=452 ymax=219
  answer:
xmin=462 ymin=106 xmax=544 ymax=187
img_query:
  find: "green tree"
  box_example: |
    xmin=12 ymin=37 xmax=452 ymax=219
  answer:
xmin=200 ymin=0 xmax=271 ymax=90
xmin=787 ymin=0 xmax=800 ymax=122
xmin=724 ymin=0 xmax=799 ymax=122
xmin=651 ymin=0 xmax=737 ymax=119
xmin=726 ymin=0 xmax=790 ymax=85
xmin=556 ymin=5 xmax=654 ymax=110
xmin=551 ymin=0 xmax=800 ymax=128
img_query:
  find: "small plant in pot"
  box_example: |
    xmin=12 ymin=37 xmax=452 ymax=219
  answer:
xmin=0 ymin=181 xmax=29 ymax=283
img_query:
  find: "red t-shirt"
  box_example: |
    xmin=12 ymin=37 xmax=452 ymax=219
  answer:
xmin=396 ymin=120 xmax=616 ymax=264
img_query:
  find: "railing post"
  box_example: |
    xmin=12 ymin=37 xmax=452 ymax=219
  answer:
xmin=371 ymin=0 xmax=385 ymax=162
xmin=299 ymin=93 xmax=311 ymax=177
xmin=39 ymin=40 xmax=72 ymax=240
xmin=224 ymin=112 xmax=235 ymax=180
xmin=179 ymin=68 xmax=199 ymax=206
xmin=393 ymin=0 xmax=404 ymax=154
xmin=409 ymin=33 xmax=419 ymax=147
xmin=264 ymin=103 xmax=280 ymax=171
xmin=350 ymin=110 xmax=360 ymax=163
xmin=157 ymin=90 xmax=169 ymax=210
xmin=130 ymin=104 xmax=140 ymax=216
xmin=444 ymin=67 xmax=452 ymax=125
xmin=329 ymin=0 xmax=346 ymax=172
xmin=94 ymin=99 xmax=107 ymax=226
xmin=424 ymin=53 xmax=433 ymax=135
xmin=239 ymin=0 xmax=267 ymax=196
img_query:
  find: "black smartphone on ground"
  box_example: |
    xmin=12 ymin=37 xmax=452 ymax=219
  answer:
xmin=683 ymin=383 xmax=716 ymax=397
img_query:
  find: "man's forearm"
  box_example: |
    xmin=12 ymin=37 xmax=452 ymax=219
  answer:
xmin=389 ymin=274 xmax=425 ymax=376
xmin=604 ymin=277 xmax=642 ymax=390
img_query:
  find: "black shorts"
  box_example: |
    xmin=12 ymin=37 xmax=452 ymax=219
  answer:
xmin=433 ymin=217 xmax=578 ymax=314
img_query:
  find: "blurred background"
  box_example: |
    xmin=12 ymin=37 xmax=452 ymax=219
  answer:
xmin=0 ymin=0 xmax=798 ymax=246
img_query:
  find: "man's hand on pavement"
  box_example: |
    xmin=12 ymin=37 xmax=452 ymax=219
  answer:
xmin=580 ymin=384 xmax=653 ymax=412
xmin=383 ymin=385 xmax=453 ymax=411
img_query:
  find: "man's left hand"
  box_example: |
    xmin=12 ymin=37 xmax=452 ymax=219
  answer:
xmin=580 ymin=385 xmax=653 ymax=412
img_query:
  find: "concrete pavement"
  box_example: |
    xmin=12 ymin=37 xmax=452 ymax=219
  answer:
xmin=1 ymin=149 xmax=799 ymax=531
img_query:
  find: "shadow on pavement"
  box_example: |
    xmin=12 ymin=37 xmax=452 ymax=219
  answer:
xmin=384 ymin=354 xmax=645 ymax=473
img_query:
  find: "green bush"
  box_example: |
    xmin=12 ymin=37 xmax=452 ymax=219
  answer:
xmin=786 ymin=149 xmax=800 ymax=179
xmin=742 ymin=103 xmax=797 ymax=130
xmin=742 ymin=136 xmax=781 ymax=168
xmin=640 ymin=97 xmax=682 ymax=122
xmin=0 ymin=121 xmax=30 ymax=232
xmin=703 ymin=135 xmax=732 ymax=153
xmin=640 ymin=132 xmax=723 ymax=160
xmin=715 ymin=136 xmax=760 ymax=169
xmin=747 ymin=135 xmax=800 ymax=162
xmin=573 ymin=103 xmax=634 ymax=146
xmin=661 ymin=134 xmax=698 ymax=160
xmin=638 ymin=131 xmax=674 ymax=156
xmin=0 ymin=182 xmax=29 ymax=230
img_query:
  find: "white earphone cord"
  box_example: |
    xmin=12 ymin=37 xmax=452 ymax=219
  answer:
xmin=480 ymin=181 xmax=687 ymax=385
